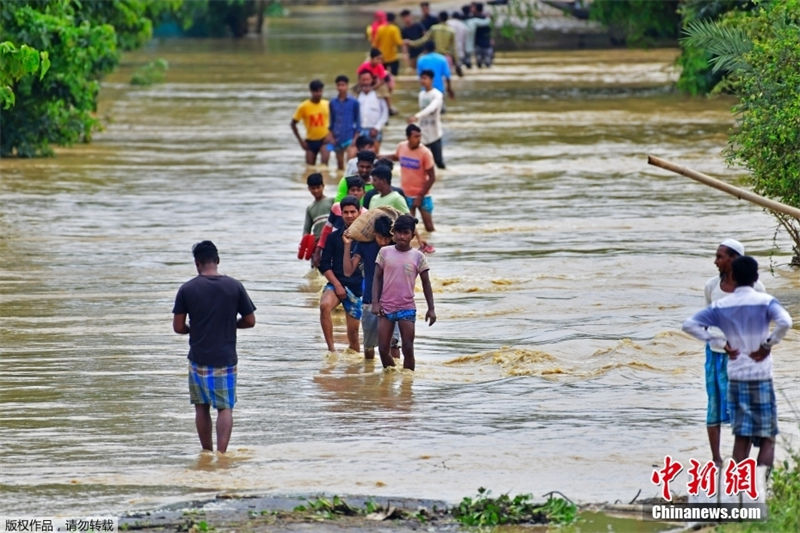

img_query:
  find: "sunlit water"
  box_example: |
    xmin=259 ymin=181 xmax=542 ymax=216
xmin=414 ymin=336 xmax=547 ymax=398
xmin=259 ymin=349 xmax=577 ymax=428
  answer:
xmin=1 ymin=11 xmax=799 ymax=516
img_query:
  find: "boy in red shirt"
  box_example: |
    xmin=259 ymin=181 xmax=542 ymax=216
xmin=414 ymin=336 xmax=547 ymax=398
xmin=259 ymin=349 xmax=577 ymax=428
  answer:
xmin=357 ymin=48 xmax=396 ymax=115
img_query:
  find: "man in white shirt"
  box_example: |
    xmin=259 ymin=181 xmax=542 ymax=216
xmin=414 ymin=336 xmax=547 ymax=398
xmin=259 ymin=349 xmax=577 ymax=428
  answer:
xmin=447 ymin=11 xmax=468 ymax=73
xmin=461 ymin=4 xmax=490 ymax=69
xmin=409 ymin=69 xmax=445 ymax=169
xmin=356 ymin=71 xmax=389 ymax=153
xmin=345 ymin=135 xmax=376 ymax=176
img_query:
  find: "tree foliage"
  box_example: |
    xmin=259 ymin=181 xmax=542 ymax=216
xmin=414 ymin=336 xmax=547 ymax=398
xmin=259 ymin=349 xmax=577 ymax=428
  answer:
xmin=681 ymin=18 xmax=751 ymax=74
xmin=685 ymin=0 xmax=800 ymax=262
xmin=1 ymin=2 xmax=117 ymax=157
xmin=0 ymin=1 xmax=182 ymax=157
xmin=725 ymin=1 xmax=800 ymax=203
xmin=675 ymin=0 xmax=756 ymax=95
xmin=159 ymin=0 xmax=267 ymax=38
xmin=589 ymin=0 xmax=681 ymax=46
xmin=0 ymin=41 xmax=50 ymax=109
xmin=491 ymin=0 xmax=539 ymax=43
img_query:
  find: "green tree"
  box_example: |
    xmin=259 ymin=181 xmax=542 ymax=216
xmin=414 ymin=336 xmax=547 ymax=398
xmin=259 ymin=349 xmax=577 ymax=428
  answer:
xmin=0 ymin=2 xmax=117 ymax=157
xmin=685 ymin=0 xmax=800 ymax=263
xmin=164 ymin=0 xmax=267 ymax=38
xmin=589 ymin=0 xmax=681 ymax=46
xmin=676 ymin=0 xmax=756 ymax=95
xmin=0 ymin=1 xmax=181 ymax=157
xmin=0 ymin=42 xmax=50 ymax=109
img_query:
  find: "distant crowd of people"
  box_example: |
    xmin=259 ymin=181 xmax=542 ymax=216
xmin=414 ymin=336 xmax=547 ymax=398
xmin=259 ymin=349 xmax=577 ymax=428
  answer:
xmin=290 ymin=1 xmax=495 ymax=170
xmin=371 ymin=1 xmax=496 ymax=75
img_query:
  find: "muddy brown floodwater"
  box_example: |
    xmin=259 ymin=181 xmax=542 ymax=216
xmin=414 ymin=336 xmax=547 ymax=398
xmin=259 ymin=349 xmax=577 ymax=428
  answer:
xmin=1 ymin=8 xmax=798 ymax=521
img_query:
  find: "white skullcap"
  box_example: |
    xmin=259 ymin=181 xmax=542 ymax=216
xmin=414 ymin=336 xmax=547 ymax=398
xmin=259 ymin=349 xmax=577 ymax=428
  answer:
xmin=720 ymin=238 xmax=745 ymax=257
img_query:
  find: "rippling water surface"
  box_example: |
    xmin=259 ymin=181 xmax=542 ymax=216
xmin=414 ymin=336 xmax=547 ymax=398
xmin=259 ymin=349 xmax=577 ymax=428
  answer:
xmin=1 ymin=11 xmax=799 ymax=515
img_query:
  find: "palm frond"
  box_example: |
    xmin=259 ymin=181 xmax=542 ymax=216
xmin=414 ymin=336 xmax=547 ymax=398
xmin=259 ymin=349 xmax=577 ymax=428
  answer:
xmin=681 ymin=18 xmax=753 ymax=74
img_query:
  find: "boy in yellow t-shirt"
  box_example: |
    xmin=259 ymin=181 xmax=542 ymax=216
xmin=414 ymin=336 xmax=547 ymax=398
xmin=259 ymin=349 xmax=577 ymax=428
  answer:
xmin=291 ymin=79 xmax=333 ymax=165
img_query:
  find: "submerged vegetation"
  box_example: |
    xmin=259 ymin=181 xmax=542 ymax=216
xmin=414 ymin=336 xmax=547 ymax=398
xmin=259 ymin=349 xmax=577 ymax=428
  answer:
xmin=453 ymin=487 xmax=578 ymax=526
xmin=293 ymin=490 xmax=577 ymax=526
xmin=130 ymin=58 xmax=169 ymax=86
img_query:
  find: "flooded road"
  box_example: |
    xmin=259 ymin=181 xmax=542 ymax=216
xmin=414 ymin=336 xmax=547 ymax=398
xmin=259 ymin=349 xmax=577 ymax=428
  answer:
xmin=1 ymin=11 xmax=798 ymax=515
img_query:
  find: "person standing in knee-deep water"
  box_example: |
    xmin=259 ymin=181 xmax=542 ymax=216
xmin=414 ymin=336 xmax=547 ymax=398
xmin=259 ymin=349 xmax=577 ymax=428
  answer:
xmin=385 ymin=124 xmax=437 ymax=254
xmin=373 ymin=12 xmax=405 ymax=78
xmin=355 ymin=70 xmax=389 ymax=153
xmin=291 ymin=79 xmax=334 ymax=166
xmin=416 ymin=40 xmax=454 ymax=101
xmin=372 ymin=215 xmax=436 ymax=370
xmin=329 ymin=75 xmax=361 ymax=172
xmin=172 ymin=241 xmax=256 ymax=453
xmin=410 ymin=69 xmax=445 ymax=170
xmin=471 ymin=2 xmax=494 ymax=68
xmin=301 ymin=173 xmax=334 ymax=267
xmin=318 ymin=196 xmax=364 ymax=353
xmin=419 ymin=1 xmax=439 ymax=30
xmin=683 ymin=255 xmax=791 ymax=471
xmin=342 ymin=215 xmax=396 ymax=360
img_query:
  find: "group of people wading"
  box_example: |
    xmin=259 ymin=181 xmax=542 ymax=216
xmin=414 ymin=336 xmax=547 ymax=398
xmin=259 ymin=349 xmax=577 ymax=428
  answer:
xmin=289 ymin=5 xmax=483 ymax=384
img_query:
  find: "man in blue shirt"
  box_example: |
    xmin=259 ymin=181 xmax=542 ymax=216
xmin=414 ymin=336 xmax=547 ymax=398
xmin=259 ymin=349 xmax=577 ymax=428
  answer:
xmin=416 ymin=41 xmax=454 ymax=100
xmin=329 ymin=75 xmax=360 ymax=171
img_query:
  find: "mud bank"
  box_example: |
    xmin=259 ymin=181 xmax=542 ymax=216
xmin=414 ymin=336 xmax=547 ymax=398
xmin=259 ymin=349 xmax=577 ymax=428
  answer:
xmin=119 ymin=493 xmax=682 ymax=532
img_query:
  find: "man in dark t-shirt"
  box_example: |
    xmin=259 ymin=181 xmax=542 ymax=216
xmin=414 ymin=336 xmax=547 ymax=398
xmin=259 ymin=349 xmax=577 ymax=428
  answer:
xmin=400 ymin=9 xmax=427 ymax=68
xmin=173 ymin=240 xmax=256 ymax=453
xmin=318 ymin=196 xmax=363 ymax=353
xmin=419 ymin=1 xmax=439 ymax=29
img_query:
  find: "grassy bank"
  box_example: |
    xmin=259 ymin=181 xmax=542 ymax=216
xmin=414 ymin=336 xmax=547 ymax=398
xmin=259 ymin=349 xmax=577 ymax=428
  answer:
xmin=118 ymin=490 xmax=687 ymax=532
xmin=715 ymin=448 xmax=800 ymax=532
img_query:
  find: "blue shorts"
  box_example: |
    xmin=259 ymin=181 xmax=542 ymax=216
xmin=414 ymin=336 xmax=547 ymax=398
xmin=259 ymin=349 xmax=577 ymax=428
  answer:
xmin=359 ymin=127 xmax=383 ymax=143
xmin=334 ymin=138 xmax=352 ymax=151
xmin=729 ymin=379 xmax=777 ymax=446
xmin=188 ymin=362 xmax=237 ymax=410
xmin=405 ymin=195 xmax=434 ymax=213
xmin=705 ymin=344 xmax=730 ymax=426
xmin=383 ymin=309 xmax=416 ymax=322
xmin=324 ymin=283 xmax=362 ymax=320
xmin=362 ymin=303 xmax=401 ymax=349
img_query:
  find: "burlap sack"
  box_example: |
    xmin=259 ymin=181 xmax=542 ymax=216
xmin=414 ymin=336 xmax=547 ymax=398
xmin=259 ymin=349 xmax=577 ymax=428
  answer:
xmin=347 ymin=206 xmax=401 ymax=242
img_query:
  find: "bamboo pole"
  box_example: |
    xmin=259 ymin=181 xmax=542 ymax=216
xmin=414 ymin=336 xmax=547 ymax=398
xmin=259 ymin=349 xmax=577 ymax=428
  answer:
xmin=647 ymin=155 xmax=800 ymax=220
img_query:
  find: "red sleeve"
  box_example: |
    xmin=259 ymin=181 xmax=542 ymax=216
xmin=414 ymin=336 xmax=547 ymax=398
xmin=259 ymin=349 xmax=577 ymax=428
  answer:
xmin=317 ymin=224 xmax=333 ymax=249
